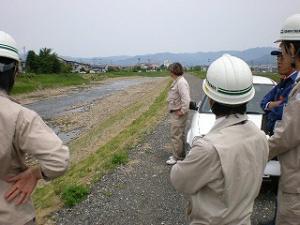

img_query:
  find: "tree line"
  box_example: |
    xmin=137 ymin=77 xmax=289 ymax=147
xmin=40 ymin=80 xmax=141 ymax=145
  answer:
xmin=25 ymin=48 xmax=71 ymax=74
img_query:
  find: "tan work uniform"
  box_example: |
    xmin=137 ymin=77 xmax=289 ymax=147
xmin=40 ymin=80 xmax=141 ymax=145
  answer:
xmin=0 ymin=91 xmax=69 ymax=225
xmin=268 ymin=72 xmax=300 ymax=225
xmin=167 ymin=75 xmax=190 ymax=160
xmin=171 ymin=114 xmax=268 ymax=225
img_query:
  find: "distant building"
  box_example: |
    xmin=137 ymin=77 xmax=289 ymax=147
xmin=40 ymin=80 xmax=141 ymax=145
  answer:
xmin=163 ymin=60 xmax=171 ymax=68
xmin=91 ymin=64 xmax=109 ymax=73
xmin=251 ymin=64 xmax=278 ymax=73
xmin=58 ymin=57 xmax=92 ymax=73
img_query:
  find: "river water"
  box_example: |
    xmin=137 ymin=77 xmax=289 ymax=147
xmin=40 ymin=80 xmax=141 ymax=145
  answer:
xmin=24 ymin=77 xmax=163 ymax=143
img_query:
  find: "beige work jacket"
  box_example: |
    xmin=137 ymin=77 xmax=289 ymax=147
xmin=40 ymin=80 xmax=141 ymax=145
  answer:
xmin=269 ymin=73 xmax=300 ymax=193
xmin=171 ymin=114 xmax=268 ymax=225
xmin=0 ymin=91 xmax=69 ymax=225
xmin=167 ymin=75 xmax=191 ymax=114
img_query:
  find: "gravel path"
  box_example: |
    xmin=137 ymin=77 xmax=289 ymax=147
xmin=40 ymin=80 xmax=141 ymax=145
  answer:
xmin=54 ymin=73 xmax=276 ymax=225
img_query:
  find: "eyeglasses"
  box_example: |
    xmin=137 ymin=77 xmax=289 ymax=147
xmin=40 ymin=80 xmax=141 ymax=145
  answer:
xmin=0 ymin=62 xmax=16 ymax=72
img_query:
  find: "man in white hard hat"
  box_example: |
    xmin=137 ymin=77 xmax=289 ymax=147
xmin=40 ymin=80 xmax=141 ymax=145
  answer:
xmin=261 ymin=49 xmax=297 ymax=136
xmin=267 ymin=14 xmax=300 ymax=225
xmin=0 ymin=31 xmax=69 ymax=225
xmin=170 ymin=54 xmax=268 ymax=225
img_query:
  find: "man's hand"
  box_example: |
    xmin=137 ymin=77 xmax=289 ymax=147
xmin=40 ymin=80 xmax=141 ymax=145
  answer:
xmin=175 ymin=110 xmax=184 ymax=117
xmin=4 ymin=167 xmax=42 ymax=205
xmin=268 ymin=100 xmax=283 ymax=110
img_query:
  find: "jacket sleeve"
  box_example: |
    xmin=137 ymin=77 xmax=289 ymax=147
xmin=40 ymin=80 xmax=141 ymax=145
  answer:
xmin=170 ymin=138 xmax=221 ymax=194
xmin=14 ymin=109 xmax=70 ymax=180
xmin=269 ymin=96 xmax=300 ymax=159
xmin=270 ymin=103 xmax=285 ymax=121
xmin=177 ymin=79 xmax=191 ymax=114
xmin=269 ymin=85 xmax=294 ymax=121
xmin=260 ymin=86 xmax=277 ymax=111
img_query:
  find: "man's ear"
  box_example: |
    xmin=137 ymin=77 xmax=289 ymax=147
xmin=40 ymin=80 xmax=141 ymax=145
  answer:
xmin=208 ymin=98 xmax=215 ymax=108
xmin=289 ymin=43 xmax=296 ymax=57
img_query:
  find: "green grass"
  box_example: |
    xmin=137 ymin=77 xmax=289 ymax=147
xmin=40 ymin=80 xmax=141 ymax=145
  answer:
xmin=88 ymin=70 xmax=169 ymax=80
xmin=253 ymin=72 xmax=280 ymax=82
xmin=188 ymin=70 xmax=206 ymax=79
xmin=111 ymin=152 xmax=129 ymax=165
xmin=189 ymin=70 xmax=281 ymax=83
xmin=60 ymin=184 xmax=90 ymax=207
xmin=12 ymin=73 xmax=88 ymax=95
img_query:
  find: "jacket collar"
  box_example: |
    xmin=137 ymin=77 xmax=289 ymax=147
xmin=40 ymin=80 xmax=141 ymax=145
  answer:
xmin=288 ymin=71 xmax=298 ymax=82
xmin=209 ymin=113 xmax=248 ymax=133
xmin=296 ymin=71 xmax=300 ymax=83
xmin=0 ymin=90 xmax=8 ymax=98
xmin=171 ymin=76 xmax=182 ymax=86
xmin=0 ymin=89 xmax=20 ymax=104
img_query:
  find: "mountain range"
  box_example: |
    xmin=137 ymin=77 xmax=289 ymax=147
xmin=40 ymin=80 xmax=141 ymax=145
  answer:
xmin=63 ymin=47 xmax=277 ymax=66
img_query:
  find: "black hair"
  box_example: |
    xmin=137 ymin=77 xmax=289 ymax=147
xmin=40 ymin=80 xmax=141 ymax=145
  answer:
xmin=0 ymin=57 xmax=17 ymax=94
xmin=282 ymin=41 xmax=300 ymax=68
xmin=168 ymin=62 xmax=184 ymax=76
xmin=211 ymin=101 xmax=247 ymax=117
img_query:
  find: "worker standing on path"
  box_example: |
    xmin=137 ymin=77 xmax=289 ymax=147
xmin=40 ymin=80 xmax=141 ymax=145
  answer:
xmin=166 ymin=62 xmax=191 ymax=165
xmin=171 ymin=54 xmax=268 ymax=225
xmin=0 ymin=31 xmax=69 ymax=225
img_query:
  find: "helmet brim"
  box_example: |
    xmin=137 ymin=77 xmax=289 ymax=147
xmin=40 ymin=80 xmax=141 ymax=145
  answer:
xmin=202 ymin=79 xmax=255 ymax=105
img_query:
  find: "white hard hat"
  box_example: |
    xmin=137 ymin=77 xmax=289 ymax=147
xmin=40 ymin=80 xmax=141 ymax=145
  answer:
xmin=202 ymin=54 xmax=255 ymax=105
xmin=275 ymin=14 xmax=300 ymax=42
xmin=0 ymin=31 xmax=20 ymax=62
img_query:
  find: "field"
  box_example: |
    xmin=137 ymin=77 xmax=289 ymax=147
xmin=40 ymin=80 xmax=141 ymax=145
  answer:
xmin=12 ymin=71 xmax=169 ymax=95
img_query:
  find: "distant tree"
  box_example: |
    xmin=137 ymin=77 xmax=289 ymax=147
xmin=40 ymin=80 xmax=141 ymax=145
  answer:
xmin=61 ymin=63 xmax=72 ymax=73
xmin=107 ymin=65 xmax=120 ymax=72
xmin=39 ymin=48 xmax=52 ymax=58
xmin=25 ymin=48 xmax=72 ymax=74
xmin=192 ymin=65 xmax=202 ymax=71
xmin=52 ymin=53 xmax=62 ymax=73
xmin=38 ymin=48 xmax=53 ymax=73
xmin=132 ymin=65 xmax=141 ymax=72
xmin=25 ymin=50 xmax=38 ymax=73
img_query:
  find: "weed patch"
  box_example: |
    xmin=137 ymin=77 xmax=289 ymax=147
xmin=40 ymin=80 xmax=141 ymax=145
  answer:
xmin=60 ymin=184 xmax=89 ymax=207
xmin=111 ymin=152 xmax=129 ymax=165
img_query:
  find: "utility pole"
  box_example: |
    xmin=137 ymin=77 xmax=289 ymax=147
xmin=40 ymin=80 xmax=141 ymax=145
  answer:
xmin=22 ymin=46 xmax=26 ymax=59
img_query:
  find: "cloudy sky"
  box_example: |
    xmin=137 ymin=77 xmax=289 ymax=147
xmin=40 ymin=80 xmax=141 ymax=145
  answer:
xmin=1 ymin=0 xmax=300 ymax=57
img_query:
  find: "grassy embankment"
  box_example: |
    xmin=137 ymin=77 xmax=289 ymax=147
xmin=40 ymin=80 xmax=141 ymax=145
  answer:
xmin=189 ymin=70 xmax=281 ymax=82
xmin=188 ymin=70 xmax=206 ymax=79
xmin=12 ymin=71 xmax=169 ymax=95
xmin=14 ymin=71 xmax=170 ymax=223
xmin=253 ymin=72 xmax=280 ymax=82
